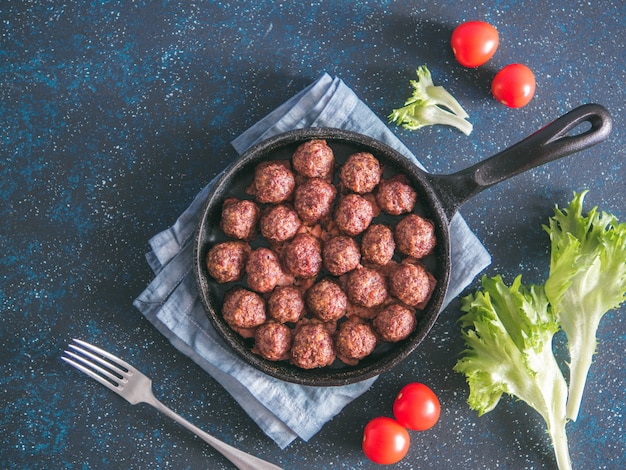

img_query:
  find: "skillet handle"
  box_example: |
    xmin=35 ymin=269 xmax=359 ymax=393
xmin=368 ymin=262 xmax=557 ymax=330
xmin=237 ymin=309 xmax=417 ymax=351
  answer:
xmin=429 ymin=103 xmax=612 ymax=221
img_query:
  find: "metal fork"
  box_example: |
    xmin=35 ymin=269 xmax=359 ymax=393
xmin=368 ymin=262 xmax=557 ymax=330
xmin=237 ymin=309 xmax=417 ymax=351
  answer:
xmin=62 ymin=339 xmax=283 ymax=470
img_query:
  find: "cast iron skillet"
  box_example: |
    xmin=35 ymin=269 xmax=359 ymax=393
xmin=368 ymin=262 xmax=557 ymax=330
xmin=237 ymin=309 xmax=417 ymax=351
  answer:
xmin=194 ymin=104 xmax=612 ymax=386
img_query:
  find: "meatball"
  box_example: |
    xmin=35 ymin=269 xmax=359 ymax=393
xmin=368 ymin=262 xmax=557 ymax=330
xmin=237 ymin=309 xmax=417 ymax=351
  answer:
xmin=346 ymin=267 xmax=388 ymax=308
xmin=222 ymin=287 xmax=266 ymax=329
xmin=334 ymin=193 xmax=374 ymax=236
xmin=249 ymin=160 xmax=295 ymax=204
xmin=306 ymin=278 xmax=347 ymax=322
xmin=259 ymin=204 xmax=302 ymax=243
xmin=281 ymin=233 xmax=322 ymax=278
xmin=245 ymin=247 xmax=284 ymax=293
xmin=291 ymin=139 xmax=334 ymax=178
xmin=268 ymin=286 xmax=305 ymax=323
xmin=376 ymin=175 xmax=417 ymax=215
xmin=361 ymin=224 xmax=395 ymax=266
xmin=254 ymin=322 xmax=292 ymax=361
xmin=220 ymin=198 xmax=260 ymax=241
xmin=373 ymin=303 xmax=416 ymax=342
xmin=335 ymin=319 xmax=377 ymax=364
xmin=206 ymin=241 xmax=251 ymax=283
xmin=395 ymin=214 xmax=436 ymax=259
xmin=322 ymin=235 xmax=361 ymax=276
xmin=389 ymin=262 xmax=435 ymax=308
xmin=339 ymin=152 xmax=382 ymax=194
xmin=291 ymin=322 xmax=336 ymax=369
xmin=293 ymin=178 xmax=337 ymax=225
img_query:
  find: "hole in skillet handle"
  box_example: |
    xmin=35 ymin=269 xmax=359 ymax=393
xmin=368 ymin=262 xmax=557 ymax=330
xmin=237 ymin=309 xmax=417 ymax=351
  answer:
xmin=193 ymin=128 xmax=452 ymax=387
xmin=425 ymin=104 xmax=613 ymax=221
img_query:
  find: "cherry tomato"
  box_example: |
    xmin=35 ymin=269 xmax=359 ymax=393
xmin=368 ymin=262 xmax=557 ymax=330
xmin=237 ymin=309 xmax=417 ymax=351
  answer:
xmin=393 ymin=382 xmax=441 ymax=431
xmin=451 ymin=21 xmax=499 ymax=68
xmin=491 ymin=63 xmax=536 ymax=108
xmin=362 ymin=417 xmax=410 ymax=465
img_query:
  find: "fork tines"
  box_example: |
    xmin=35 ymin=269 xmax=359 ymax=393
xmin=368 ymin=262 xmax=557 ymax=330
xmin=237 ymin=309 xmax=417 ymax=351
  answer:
xmin=62 ymin=339 xmax=130 ymax=391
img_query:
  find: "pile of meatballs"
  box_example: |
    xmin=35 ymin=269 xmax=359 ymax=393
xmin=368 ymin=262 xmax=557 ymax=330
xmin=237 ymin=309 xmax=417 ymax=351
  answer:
xmin=204 ymin=139 xmax=437 ymax=370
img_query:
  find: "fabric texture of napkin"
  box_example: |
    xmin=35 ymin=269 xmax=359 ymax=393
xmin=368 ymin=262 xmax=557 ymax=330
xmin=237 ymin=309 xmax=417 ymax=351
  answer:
xmin=133 ymin=73 xmax=491 ymax=449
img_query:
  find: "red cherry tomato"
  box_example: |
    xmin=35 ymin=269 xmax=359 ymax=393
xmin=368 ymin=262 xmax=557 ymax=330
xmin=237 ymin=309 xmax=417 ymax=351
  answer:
xmin=451 ymin=21 xmax=499 ymax=67
xmin=393 ymin=382 xmax=441 ymax=431
xmin=491 ymin=63 xmax=536 ymax=108
xmin=362 ymin=417 xmax=410 ymax=465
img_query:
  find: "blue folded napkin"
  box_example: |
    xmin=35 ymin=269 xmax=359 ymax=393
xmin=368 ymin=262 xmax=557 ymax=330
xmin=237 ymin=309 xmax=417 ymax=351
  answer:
xmin=133 ymin=73 xmax=491 ymax=449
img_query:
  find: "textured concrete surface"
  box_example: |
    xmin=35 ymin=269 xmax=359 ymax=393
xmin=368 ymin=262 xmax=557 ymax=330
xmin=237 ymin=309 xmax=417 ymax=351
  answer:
xmin=2 ymin=1 xmax=624 ymax=468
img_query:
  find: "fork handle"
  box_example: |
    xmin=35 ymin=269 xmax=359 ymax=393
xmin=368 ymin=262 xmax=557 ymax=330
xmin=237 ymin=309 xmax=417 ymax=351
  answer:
xmin=148 ymin=396 xmax=283 ymax=470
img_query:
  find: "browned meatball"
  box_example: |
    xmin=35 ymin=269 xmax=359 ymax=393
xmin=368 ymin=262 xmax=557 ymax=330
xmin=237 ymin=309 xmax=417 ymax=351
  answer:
xmin=322 ymin=235 xmax=361 ymax=276
xmin=220 ymin=198 xmax=260 ymax=241
xmin=306 ymin=278 xmax=347 ymax=322
xmin=206 ymin=241 xmax=251 ymax=283
xmin=389 ymin=262 xmax=436 ymax=308
xmin=268 ymin=286 xmax=305 ymax=323
xmin=249 ymin=160 xmax=295 ymax=204
xmin=334 ymin=194 xmax=374 ymax=236
xmin=293 ymin=178 xmax=337 ymax=225
xmin=259 ymin=204 xmax=302 ymax=243
xmin=395 ymin=214 xmax=436 ymax=259
xmin=253 ymin=322 xmax=292 ymax=361
xmin=346 ymin=267 xmax=388 ymax=308
xmin=335 ymin=319 xmax=377 ymax=364
xmin=291 ymin=139 xmax=334 ymax=178
xmin=373 ymin=303 xmax=416 ymax=342
xmin=222 ymin=287 xmax=266 ymax=329
xmin=339 ymin=152 xmax=382 ymax=194
xmin=361 ymin=224 xmax=395 ymax=266
xmin=281 ymin=233 xmax=322 ymax=278
xmin=245 ymin=247 xmax=284 ymax=293
xmin=376 ymin=175 xmax=417 ymax=215
xmin=291 ymin=322 xmax=336 ymax=369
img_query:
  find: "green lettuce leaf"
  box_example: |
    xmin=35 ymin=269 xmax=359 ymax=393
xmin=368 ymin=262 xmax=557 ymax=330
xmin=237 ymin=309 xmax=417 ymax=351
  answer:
xmin=454 ymin=275 xmax=571 ymax=470
xmin=455 ymin=191 xmax=625 ymax=470
xmin=544 ymin=190 xmax=626 ymax=421
xmin=388 ymin=66 xmax=473 ymax=135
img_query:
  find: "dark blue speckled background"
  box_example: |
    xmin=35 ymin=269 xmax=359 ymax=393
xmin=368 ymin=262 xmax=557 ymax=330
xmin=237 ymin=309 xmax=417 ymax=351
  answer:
xmin=2 ymin=1 xmax=624 ymax=469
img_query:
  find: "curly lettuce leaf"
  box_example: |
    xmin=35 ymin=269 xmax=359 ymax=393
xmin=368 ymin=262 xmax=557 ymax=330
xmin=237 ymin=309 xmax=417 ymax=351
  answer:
xmin=454 ymin=275 xmax=571 ymax=470
xmin=544 ymin=191 xmax=626 ymax=421
xmin=388 ymin=66 xmax=473 ymax=135
xmin=455 ymin=192 xmax=624 ymax=470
